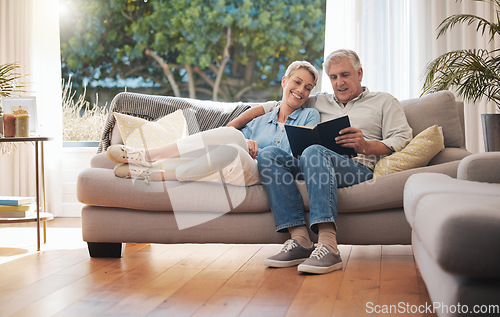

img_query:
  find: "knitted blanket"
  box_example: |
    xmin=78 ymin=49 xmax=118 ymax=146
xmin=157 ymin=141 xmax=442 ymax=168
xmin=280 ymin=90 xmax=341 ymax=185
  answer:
xmin=97 ymin=92 xmax=251 ymax=153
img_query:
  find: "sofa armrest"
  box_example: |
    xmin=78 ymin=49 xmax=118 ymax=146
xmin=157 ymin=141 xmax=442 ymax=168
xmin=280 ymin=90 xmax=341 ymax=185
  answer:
xmin=415 ymin=192 xmax=500 ymax=278
xmin=404 ymin=173 xmax=500 ymax=277
xmin=91 ymin=152 xmax=117 ymax=169
xmin=457 ymin=152 xmax=500 ymax=183
xmin=427 ymin=147 xmax=470 ymax=166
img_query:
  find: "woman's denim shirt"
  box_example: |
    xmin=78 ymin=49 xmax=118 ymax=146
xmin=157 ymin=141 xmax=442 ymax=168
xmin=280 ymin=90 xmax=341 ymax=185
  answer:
xmin=240 ymin=103 xmax=320 ymax=156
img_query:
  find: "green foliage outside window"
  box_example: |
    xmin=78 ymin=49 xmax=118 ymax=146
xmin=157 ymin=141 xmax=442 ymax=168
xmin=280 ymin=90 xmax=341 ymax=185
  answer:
xmin=60 ymin=0 xmax=326 ymax=101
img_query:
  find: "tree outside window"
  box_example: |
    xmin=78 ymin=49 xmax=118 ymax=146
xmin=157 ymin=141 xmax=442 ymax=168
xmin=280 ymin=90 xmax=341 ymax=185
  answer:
xmin=60 ymin=0 xmax=326 ymax=141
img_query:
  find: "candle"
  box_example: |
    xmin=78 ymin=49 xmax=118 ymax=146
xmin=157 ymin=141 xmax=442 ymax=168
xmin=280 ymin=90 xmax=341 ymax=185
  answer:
xmin=3 ymin=114 xmax=16 ymax=137
xmin=16 ymin=114 xmax=29 ymax=137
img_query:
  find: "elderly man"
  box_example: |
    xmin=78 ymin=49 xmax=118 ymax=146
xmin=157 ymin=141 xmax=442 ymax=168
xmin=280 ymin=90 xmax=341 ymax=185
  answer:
xmin=229 ymin=49 xmax=412 ymax=274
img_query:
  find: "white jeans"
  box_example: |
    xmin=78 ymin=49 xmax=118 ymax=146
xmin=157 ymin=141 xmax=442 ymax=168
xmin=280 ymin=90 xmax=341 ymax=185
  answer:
xmin=155 ymin=127 xmax=260 ymax=186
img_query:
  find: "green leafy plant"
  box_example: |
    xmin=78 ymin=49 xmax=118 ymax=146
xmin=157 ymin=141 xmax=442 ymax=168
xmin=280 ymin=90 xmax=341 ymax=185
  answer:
xmin=422 ymin=0 xmax=500 ymax=110
xmin=0 ymin=62 xmax=26 ymax=98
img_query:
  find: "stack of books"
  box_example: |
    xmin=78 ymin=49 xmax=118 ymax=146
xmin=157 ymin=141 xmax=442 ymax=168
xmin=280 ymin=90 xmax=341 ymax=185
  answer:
xmin=0 ymin=196 xmax=36 ymax=218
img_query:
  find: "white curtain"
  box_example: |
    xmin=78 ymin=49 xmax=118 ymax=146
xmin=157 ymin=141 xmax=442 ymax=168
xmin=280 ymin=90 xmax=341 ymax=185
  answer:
xmin=323 ymin=0 xmax=499 ymax=153
xmin=0 ymin=0 xmax=63 ymax=215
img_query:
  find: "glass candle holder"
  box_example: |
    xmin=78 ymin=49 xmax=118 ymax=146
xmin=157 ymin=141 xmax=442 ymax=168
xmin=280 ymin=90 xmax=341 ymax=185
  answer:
xmin=3 ymin=114 xmax=16 ymax=137
xmin=15 ymin=114 xmax=29 ymax=137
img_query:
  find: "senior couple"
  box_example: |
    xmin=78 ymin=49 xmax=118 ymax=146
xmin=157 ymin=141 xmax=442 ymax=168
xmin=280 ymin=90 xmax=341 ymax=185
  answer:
xmin=107 ymin=49 xmax=412 ymax=275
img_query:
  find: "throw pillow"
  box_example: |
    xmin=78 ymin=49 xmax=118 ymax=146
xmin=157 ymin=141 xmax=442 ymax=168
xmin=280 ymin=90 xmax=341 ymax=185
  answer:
xmin=373 ymin=125 xmax=445 ymax=177
xmin=114 ymin=110 xmax=189 ymax=151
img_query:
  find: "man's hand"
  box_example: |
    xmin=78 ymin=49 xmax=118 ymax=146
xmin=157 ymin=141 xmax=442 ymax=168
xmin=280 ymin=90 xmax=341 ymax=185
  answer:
xmin=247 ymin=140 xmax=259 ymax=159
xmin=336 ymin=127 xmax=368 ymax=153
xmin=336 ymin=127 xmax=392 ymax=156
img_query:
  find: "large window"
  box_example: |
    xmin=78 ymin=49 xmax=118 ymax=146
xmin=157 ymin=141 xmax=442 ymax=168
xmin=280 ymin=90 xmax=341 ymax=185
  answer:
xmin=59 ymin=0 xmax=327 ymax=141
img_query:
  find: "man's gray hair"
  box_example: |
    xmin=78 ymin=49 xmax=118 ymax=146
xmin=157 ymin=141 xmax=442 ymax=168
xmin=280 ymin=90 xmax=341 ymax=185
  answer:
xmin=323 ymin=49 xmax=362 ymax=73
xmin=284 ymin=60 xmax=319 ymax=87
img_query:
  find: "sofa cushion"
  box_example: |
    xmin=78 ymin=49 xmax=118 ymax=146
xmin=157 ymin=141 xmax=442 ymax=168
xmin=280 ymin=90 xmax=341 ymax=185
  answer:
xmin=401 ymin=90 xmax=464 ymax=148
xmin=297 ymin=160 xmax=461 ymax=213
xmin=114 ymin=110 xmax=188 ymax=150
xmin=77 ymin=168 xmax=269 ymax=213
xmin=373 ymin=125 xmax=444 ymax=177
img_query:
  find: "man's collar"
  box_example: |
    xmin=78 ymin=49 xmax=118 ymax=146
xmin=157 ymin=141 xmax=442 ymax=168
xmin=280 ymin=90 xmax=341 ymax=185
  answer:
xmin=333 ymin=87 xmax=369 ymax=105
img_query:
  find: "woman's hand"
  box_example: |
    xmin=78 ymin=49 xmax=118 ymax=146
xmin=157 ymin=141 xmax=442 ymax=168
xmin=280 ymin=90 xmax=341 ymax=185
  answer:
xmin=247 ymin=140 xmax=259 ymax=159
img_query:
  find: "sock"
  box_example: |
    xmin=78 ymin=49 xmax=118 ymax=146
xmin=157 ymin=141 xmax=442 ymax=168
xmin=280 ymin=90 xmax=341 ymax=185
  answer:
xmin=288 ymin=225 xmax=313 ymax=248
xmin=318 ymin=222 xmax=338 ymax=254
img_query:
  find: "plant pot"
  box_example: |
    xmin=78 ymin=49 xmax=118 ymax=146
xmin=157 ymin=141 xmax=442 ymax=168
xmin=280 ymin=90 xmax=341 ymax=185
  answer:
xmin=481 ymin=114 xmax=500 ymax=152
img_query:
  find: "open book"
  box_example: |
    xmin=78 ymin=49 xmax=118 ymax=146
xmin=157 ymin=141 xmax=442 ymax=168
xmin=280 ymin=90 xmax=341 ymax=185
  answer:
xmin=285 ymin=115 xmax=357 ymax=158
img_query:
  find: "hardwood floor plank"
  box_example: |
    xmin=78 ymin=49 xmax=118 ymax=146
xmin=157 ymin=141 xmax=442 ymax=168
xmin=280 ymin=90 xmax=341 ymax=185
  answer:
xmin=331 ymin=245 xmax=382 ymax=317
xmin=285 ymin=245 xmax=352 ymax=317
xmin=54 ymin=243 xmax=199 ymax=317
xmin=192 ymin=244 xmax=277 ymax=317
xmin=146 ymin=244 xmax=262 ymax=317
xmin=379 ymin=256 xmax=421 ymax=317
xmin=238 ymin=247 xmax=308 ymax=317
xmin=93 ymin=244 xmax=233 ymax=316
xmin=0 ymin=219 xmax=437 ymax=317
xmin=378 ymin=245 xmax=436 ymax=317
xmin=9 ymin=244 xmax=157 ymax=317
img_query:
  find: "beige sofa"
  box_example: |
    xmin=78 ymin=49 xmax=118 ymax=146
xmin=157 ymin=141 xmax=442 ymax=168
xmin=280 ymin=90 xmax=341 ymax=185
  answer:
xmin=404 ymin=152 xmax=500 ymax=317
xmin=77 ymin=90 xmax=470 ymax=257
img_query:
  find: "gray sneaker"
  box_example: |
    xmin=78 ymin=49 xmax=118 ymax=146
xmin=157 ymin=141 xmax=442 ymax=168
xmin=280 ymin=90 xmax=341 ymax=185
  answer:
xmin=264 ymin=239 xmax=315 ymax=268
xmin=297 ymin=243 xmax=343 ymax=274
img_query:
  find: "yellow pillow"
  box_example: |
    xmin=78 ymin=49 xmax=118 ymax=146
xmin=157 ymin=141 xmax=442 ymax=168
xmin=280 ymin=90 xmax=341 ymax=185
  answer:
xmin=373 ymin=125 xmax=444 ymax=177
xmin=114 ymin=110 xmax=189 ymax=150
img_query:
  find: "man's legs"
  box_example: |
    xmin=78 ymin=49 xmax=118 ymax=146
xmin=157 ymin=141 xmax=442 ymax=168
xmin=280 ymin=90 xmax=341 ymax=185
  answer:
xmin=297 ymin=144 xmax=373 ymax=274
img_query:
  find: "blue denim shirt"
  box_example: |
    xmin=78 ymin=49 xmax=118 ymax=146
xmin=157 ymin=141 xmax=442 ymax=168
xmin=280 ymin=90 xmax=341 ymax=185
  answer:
xmin=240 ymin=104 xmax=320 ymax=156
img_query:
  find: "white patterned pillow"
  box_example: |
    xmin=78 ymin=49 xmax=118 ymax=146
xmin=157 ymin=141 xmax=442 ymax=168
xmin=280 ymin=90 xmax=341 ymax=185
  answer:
xmin=114 ymin=110 xmax=189 ymax=151
xmin=373 ymin=125 xmax=445 ymax=177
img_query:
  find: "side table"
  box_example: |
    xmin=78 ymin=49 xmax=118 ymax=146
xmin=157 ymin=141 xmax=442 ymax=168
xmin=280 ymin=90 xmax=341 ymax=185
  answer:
xmin=0 ymin=137 xmax=53 ymax=251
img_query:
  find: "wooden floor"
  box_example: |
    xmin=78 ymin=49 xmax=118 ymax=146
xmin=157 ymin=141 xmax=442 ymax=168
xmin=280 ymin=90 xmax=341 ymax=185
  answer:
xmin=0 ymin=218 xmax=435 ymax=317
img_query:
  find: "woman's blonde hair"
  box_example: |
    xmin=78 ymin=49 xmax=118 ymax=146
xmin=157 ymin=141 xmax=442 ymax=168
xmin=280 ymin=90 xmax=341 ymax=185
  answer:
xmin=284 ymin=60 xmax=319 ymax=87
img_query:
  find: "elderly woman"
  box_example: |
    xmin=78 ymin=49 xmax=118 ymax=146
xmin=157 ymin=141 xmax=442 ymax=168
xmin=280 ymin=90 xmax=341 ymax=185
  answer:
xmin=106 ymin=60 xmax=321 ymax=185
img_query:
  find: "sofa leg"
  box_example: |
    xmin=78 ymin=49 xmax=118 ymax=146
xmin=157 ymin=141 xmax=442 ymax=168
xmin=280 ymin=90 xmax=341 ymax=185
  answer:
xmin=87 ymin=242 xmax=123 ymax=258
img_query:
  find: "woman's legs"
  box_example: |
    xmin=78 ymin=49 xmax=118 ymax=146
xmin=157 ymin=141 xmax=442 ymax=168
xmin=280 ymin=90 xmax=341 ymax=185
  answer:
xmin=258 ymin=146 xmax=317 ymax=268
xmin=148 ymin=126 xmax=248 ymax=161
xmin=109 ymin=127 xmax=253 ymax=183
xmin=257 ymin=146 xmax=307 ymax=232
xmin=108 ymin=127 xmax=248 ymax=164
xmin=159 ymin=144 xmax=260 ymax=186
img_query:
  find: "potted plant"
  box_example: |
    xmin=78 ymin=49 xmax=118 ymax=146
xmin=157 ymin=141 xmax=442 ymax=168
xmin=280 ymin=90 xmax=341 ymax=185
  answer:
xmin=422 ymin=0 xmax=500 ymax=151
